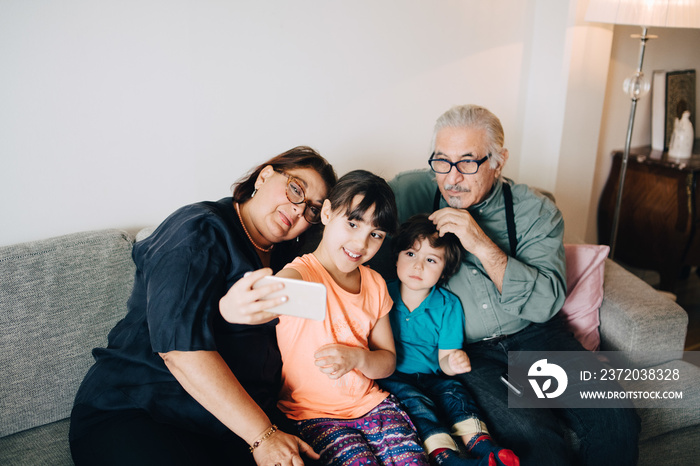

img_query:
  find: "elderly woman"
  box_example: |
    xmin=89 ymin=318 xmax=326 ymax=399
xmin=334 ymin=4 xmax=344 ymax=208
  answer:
xmin=69 ymin=146 xmax=337 ymax=466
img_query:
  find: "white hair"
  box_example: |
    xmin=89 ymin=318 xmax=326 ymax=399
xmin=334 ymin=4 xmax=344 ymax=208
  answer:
xmin=431 ymin=104 xmax=506 ymax=168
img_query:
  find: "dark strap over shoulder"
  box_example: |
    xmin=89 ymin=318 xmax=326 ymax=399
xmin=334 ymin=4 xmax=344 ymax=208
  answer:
xmin=433 ymin=187 xmax=442 ymax=211
xmin=433 ymin=183 xmax=517 ymax=257
xmin=502 ymin=182 xmax=517 ymax=257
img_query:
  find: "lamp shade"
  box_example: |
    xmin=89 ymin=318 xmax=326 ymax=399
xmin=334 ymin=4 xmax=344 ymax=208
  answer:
xmin=585 ymin=0 xmax=700 ymax=28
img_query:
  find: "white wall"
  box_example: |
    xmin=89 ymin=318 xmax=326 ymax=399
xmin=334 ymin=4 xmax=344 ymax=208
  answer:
xmin=3 ymin=0 xmax=682 ymax=249
xmin=0 ymin=0 xmax=537 ymax=246
xmin=549 ymin=0 xmax=616 ymax=244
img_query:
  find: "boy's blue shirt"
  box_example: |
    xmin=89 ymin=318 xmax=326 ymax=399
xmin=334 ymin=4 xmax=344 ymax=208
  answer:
xmin=387 ymin=279 xmax=466 ymax=374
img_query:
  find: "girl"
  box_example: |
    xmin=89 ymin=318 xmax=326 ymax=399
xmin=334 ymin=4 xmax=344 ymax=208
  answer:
xmin=275 ymin=170 xmax=429 ymax=466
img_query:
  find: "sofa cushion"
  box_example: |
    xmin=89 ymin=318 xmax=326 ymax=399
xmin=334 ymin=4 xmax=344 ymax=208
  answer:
xmin=0 ymin=419 xmax=72 ymax=466
xmin=620 ymin=359 xmax=700 ymax=442
xmin=560 ymin=244 xmax=608 ymax=351
xmin=599 ymin=260 xmax=687 ymax=367
xmin=638 ymin=424 xmax=700 ymax=466
xmin=135 ymin=225 xmax=156 ymax=242
xmin=0 ymin=230 xmax=135 ymax=437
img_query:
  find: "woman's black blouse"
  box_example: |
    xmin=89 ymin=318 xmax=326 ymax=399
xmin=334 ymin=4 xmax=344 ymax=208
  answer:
xmin=70 ymin=198 xmax=284 ymax=441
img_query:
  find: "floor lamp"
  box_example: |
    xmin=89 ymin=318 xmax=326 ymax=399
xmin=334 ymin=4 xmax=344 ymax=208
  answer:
xmin=585 ymin=0 xmax=700 ymax=259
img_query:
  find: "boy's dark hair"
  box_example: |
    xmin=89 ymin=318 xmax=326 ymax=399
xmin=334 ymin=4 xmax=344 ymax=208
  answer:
xmin=392 ymin=213 xmax=462 ymax=285
xmin=327 ymin=170 xmax=398 ymax=235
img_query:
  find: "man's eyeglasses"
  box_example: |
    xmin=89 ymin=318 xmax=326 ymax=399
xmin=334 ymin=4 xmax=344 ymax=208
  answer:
xmin=428 ymin=153 xmax=490 ymax=175
xmin=276 ymin=171 xmax=323 ymax=224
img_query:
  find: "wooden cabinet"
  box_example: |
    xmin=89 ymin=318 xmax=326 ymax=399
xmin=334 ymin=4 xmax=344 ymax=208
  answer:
xmin=598 ymin=141 xmax=700 ymax=291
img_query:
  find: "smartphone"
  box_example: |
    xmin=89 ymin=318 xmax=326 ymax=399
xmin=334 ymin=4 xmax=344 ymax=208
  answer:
xmin=500 ymin=373 xmax=524 ymax=397
xmin=253 ymin=275 xmax=327 ymax=321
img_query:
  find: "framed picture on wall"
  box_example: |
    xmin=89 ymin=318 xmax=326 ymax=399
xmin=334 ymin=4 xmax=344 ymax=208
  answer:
xmin=652 ymin=69 xmax=696 ymax=152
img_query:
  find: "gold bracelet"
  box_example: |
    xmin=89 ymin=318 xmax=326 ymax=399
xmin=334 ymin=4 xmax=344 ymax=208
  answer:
xmin=249 ymin=424 xmax=278 ymax=453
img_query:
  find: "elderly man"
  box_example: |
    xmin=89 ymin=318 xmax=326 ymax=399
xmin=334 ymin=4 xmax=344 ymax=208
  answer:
xmin=380 ymin=105 xmax=639 ymax=465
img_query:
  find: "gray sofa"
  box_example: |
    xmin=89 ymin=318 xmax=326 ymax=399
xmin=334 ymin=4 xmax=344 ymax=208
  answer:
xmin=1 ymin=228 xmax=699 ymax=465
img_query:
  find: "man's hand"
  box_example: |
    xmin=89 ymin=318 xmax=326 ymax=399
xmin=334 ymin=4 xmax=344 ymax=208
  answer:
xmin=429 ymin=207 xmax=508 ymax=292
xmin=429 ymin=208 xmax=489 ymax=255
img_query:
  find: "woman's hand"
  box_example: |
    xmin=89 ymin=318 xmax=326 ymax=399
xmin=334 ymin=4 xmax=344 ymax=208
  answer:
xmin=160 ymin=350 xmax=318 ymax=465
xmin=314 ymin=344 xmax=361 ymax=380
xmin=220 ymin=268 xmax=287 ymax=325
xmin=252 ymin=428 xmax=319 ymax=466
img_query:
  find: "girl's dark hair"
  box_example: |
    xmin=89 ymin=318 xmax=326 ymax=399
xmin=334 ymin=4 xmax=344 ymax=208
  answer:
xmin=327 ymin=170 xmax=398 ymax=235
xmin=392 ymin=213 xmax=462 ymax=285
xmin=232 ymin=146 xmax=337 ymax=203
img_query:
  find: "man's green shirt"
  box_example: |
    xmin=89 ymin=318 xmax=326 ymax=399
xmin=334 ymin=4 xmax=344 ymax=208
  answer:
xmin=388 ymin=169 xmax=566 ymax=343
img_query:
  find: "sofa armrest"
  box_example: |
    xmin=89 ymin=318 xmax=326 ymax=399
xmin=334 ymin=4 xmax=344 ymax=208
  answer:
xmin=598 ymin=259 xmax=687 ymax=367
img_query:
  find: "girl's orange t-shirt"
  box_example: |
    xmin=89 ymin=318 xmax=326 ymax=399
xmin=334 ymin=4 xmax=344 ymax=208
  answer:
xmin=275 ymin=254 xmax=392 ymax=421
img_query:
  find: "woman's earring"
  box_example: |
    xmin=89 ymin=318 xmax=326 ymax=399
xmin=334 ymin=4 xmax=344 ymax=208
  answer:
xmin=251 ymin=189 xmax=257 ymax=198
xmin=296 ymin=236 xmax=300 ymax=243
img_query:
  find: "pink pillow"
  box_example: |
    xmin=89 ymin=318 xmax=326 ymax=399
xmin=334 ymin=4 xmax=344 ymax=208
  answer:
xmin=560 ymin=244 xmax=609 ymax=351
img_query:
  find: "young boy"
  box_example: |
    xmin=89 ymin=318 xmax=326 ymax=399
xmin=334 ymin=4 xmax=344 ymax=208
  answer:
xmin=378 ymin=214 xmax=519 ymax=466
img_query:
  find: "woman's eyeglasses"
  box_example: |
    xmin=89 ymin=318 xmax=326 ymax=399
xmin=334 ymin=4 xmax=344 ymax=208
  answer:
xmin=276 ymin=171 xmax=323 ymax=224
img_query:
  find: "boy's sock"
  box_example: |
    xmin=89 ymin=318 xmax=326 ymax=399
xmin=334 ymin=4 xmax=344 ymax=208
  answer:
xmin=431 ymin=448 xmax=495 ymax=466
xmin=466 ymin=434 xmax=519 ymax=466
